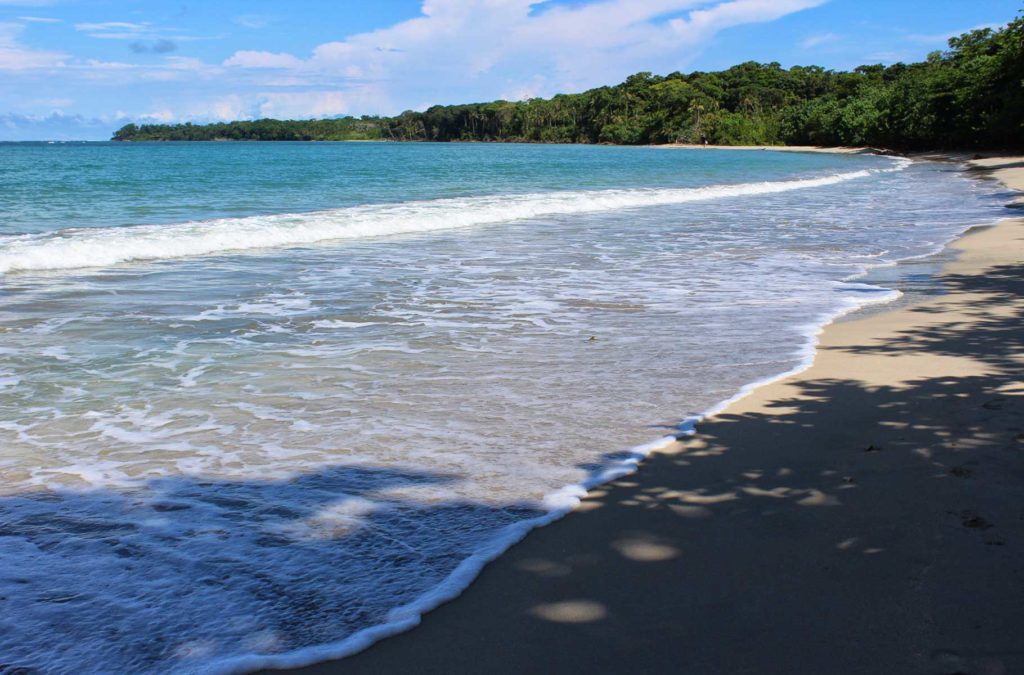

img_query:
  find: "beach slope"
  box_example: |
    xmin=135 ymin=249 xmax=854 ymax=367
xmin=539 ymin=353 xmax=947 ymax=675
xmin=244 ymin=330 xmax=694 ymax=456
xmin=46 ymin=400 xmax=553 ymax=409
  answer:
xmin=279 ymin=159 xmax=1024 ymax=675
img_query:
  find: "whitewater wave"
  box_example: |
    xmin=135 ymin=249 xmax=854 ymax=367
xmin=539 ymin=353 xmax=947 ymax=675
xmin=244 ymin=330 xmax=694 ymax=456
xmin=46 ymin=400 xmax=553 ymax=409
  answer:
xmin=0 ymin=161 xmax=909 ymax=275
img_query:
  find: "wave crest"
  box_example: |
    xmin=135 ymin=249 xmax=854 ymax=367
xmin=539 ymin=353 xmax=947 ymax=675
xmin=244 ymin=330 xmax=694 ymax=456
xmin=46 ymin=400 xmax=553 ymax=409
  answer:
xmin=0 ymin=162 xmax=906 ymax=275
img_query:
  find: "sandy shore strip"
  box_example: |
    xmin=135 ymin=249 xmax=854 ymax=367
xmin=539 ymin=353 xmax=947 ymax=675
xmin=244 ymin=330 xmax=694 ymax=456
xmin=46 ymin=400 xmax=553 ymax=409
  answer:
xmin=662 ymin=143 xmax=875 ymax=154
xmin=271 ymin=158 xmax=1024 ymax=675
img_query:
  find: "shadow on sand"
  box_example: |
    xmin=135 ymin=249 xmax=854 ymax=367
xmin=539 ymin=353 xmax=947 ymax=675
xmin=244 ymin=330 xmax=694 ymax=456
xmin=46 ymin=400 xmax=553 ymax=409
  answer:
xmin=288 ymin=255 xmax=1024 ymax=674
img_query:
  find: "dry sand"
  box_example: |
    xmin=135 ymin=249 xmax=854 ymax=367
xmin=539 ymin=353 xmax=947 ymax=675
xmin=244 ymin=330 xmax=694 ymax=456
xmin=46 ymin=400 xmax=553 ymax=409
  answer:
xmin=275 ymin=157 xmax=1024 ymax=675
xmin=663 ymin=143 xmax=875 ymax=154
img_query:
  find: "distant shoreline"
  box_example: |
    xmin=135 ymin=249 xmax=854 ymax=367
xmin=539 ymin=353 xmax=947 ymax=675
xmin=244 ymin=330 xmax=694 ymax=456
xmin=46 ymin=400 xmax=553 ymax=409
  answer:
xmin=662 ymin=143 xmax=879 ymax=154
xmin=94 ymin=139 xmax=1023 ymax=161
xmin=110 ymin=19 xmax=1022 ymax=151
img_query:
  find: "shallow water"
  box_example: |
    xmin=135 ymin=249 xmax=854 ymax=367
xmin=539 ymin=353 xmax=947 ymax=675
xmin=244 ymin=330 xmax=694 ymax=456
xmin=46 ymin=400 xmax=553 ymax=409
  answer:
xmin=0 ymin=143 xmax=1009 ymax=673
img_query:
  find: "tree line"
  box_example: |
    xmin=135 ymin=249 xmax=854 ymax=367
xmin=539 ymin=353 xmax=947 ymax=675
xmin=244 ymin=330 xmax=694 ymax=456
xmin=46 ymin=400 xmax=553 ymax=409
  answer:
xmin=112 ymin=15 xmax=1023 ymax=151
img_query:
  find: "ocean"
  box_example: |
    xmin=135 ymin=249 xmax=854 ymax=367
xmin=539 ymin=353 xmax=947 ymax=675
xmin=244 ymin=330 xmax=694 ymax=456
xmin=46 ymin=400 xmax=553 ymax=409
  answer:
xmin=0 ymin=142 xmax=1009 ymax=673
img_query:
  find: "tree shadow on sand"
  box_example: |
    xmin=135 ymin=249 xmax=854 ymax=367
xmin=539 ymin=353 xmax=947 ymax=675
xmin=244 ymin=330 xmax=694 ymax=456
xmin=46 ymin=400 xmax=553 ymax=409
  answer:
xmin=311 ymin=259 xmax=1024 ymax=675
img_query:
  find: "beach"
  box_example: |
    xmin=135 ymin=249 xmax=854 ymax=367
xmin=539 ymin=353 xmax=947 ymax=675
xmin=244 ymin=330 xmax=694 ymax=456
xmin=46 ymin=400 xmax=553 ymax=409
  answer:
xmin=279 ymin=157 xmax=1024 ymax=675
xmin=665 ymin=143 xmax=876 ymax=154
xmin=2 ymin=3 xmax=1021 ymax=671
xmin=0 ymin=144 xmax=1014 ymax=673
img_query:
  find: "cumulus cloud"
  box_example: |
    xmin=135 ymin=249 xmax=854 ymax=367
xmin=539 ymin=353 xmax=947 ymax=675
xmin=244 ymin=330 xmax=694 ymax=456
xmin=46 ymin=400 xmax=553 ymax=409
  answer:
xmin=203 ymin=94 xmax=250 ymax=121
xmin=212 ymin=0 xmax=825 ymax=116
xmin=255 ymin=91 xmax=352 ymax=118
xmin=2 ymin=0 xmax=827 ymax=129
xmin=137 ymin=109 xmax=175 ymax=122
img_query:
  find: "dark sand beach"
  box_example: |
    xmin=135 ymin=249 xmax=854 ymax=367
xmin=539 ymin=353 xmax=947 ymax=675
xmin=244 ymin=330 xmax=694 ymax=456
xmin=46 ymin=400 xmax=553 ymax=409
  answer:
xmin=277 ymin=157 xmax=1024 ymax=675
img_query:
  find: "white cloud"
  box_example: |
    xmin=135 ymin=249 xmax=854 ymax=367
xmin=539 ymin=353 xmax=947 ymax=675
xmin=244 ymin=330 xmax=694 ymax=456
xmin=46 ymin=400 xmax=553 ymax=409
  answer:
xmin=18 ymin=16 xmax=61 ymax=23
xmin=224 ymin=50 xmax=303 ymax=69
xmin=2 ymin=0 xmax=828 ymax=126
xmin=906 ymin=23 xmax=1001 ymax=45
xmin=215 ymin=0 xmax=825 ymax=113
xmin=205 ymin=95 xmax=249 ymax=121
xmin=0 ymin=19 xmax=228 ymax=84
xmin=0 ymin=20 xmax=65 ymax=70
xmin=138 ymin=109 xmax=176 ymax=122
xmin=670 ymin=0 xmax=822 ymax=38
xmin=501 ymin=74 xmax=548 ymax=102
xmin=173 ymin=91 xmax=363 ymax=123
xmin=800 ymin=32 xmax=839 ymax=49
xmin=75 ymin=21 xmax=149 ymax=33
xmin=52 ymin=54 xmax=223 ymax=86
xmin=74 ymin=21 xmax=161 ymax=40
xmin=73 ymin=20 xmax=212 ymax=42
xmin=254 ymin=91 xmax=353 ymax=119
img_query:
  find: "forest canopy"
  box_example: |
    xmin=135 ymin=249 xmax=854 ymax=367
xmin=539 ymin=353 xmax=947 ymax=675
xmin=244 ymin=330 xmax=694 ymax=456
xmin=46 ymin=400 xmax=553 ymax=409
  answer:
xmin=112 ymin=14 xmax=1024 ymax=150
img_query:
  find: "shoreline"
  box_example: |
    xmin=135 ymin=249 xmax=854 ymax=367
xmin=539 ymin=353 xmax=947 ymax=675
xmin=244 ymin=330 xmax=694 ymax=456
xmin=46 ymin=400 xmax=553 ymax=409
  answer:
xmin=267 ymin=157 xmax=1024 ymax=674
xmin=661 ymin=143 xmax=880 ymax=155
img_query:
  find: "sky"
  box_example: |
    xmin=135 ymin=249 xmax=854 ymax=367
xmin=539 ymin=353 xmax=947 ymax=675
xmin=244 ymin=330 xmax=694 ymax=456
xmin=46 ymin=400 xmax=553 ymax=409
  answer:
xmin=0 ymin=0 xmax=1019 ymax=140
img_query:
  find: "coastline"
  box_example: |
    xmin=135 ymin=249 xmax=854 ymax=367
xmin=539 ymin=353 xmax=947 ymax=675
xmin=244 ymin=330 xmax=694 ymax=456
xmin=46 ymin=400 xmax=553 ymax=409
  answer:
xmin=662 ymin=143 xmax=879 ymax=154
xmin=266 ymin=156 xmax=1024 ymax=675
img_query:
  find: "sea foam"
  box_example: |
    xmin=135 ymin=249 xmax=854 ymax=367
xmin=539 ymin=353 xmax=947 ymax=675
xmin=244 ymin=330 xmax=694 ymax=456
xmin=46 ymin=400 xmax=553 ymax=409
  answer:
xmin=0 ymin=163 xmax=906 ymax=275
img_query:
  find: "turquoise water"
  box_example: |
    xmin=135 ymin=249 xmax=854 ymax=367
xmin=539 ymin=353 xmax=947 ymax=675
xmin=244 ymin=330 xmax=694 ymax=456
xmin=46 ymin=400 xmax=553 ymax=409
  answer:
xmin=2 ymin=141 xmax=883 ymax=234
xmin=0 ymin=143 xmax=1009 ymax=673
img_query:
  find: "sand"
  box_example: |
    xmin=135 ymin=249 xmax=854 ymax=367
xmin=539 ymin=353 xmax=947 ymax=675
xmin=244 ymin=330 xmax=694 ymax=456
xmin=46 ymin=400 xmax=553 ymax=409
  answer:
xmin=273 ymin=157 xmax=1024 ymax=675
xmin=663 ymin=143 xmax=876 ymax=154
xmin=967 ymin=157 xmax=1024 ymax=209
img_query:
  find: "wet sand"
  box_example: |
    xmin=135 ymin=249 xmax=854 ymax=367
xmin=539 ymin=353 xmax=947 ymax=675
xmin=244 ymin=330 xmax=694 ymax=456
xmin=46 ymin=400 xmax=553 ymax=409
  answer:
xmin=274 ymin=157 xmax=1024 ymax=675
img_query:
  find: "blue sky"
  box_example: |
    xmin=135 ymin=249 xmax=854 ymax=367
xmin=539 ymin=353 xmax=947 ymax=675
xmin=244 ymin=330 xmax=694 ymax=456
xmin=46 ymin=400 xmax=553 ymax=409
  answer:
xmin=0 ymin=0 xmax=1019 ymax=140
